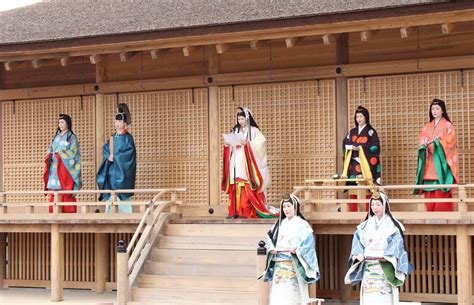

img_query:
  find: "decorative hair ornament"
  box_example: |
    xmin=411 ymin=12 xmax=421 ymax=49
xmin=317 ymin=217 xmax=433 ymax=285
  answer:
xmin=116 ymin=103 xmax=132 ymax=124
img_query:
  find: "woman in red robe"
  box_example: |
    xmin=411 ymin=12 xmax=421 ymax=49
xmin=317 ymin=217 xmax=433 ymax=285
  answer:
xmin=414 ymin=99 xmax=459 ymax=211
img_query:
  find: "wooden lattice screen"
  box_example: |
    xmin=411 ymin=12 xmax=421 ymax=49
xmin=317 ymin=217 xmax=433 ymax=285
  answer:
xmin=6 ymin=232 xmax=132 ymax=287
xmin=348 ymin=70 xmax=474 ymax=204
xmin=218 ymin=80 xmax=337 ymax=205
xmin=102 ymin=89 xmax=209 ymax=205
xmin=1 ymin=96 xmax=96 ymax=203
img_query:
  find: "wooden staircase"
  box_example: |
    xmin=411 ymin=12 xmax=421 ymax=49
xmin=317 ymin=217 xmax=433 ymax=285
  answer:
xmin=128 ymin=222 xmax=270 ymax=305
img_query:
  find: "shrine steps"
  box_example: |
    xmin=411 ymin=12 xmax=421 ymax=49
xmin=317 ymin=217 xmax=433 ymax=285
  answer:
xmin=128 ymin=221 xmax=270 ymax=305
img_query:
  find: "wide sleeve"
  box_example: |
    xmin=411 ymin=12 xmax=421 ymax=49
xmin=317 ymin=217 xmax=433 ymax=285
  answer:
xmin=295 ymin=229 xmax=320 ymax=283
xmin=344 ymin=229 xmax=366 ymax=285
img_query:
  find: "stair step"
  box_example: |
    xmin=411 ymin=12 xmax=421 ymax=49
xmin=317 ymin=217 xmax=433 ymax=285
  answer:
xmin=144 ymin=261 xmax=254 ymax=277
xmin=132 ymin=288 xmax=256 ymax=303
xmin=138 ymin=274 xmax=256 ymax=292
xmin=157 ymin=235 xmax=261 ymax=250
xmin=151 ymin=248 xmax=254 ymax=264
xmin=165 ymin=224 xmax=269 ymax=237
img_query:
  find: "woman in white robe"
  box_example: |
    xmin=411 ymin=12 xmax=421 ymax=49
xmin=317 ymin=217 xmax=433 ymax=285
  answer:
xmin=345 ymin=192 xmax=413 ymax=304
xmin=262 ymin=195 xmax=320 ymax=305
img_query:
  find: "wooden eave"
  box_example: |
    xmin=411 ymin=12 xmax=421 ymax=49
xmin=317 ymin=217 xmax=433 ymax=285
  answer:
xmin=0 ymin=4 xmax=473 ymax=62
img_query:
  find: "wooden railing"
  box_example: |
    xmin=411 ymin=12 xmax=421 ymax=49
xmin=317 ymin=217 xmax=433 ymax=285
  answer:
xmin=0 ymin=189 xmax=182 ymax=216
xmin=292 ymin=184 xmax=472 ymax=215
xmin=116 ymin=188 xmax=186 ymax=305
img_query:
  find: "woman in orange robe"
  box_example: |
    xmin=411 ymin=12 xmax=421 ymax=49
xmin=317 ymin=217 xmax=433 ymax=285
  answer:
xmin=414 ymin=99 xmax=459 ymax=211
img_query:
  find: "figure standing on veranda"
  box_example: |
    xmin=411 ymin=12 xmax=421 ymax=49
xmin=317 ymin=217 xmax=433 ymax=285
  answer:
xmin=96 ymin=103 xmax=137 ymax=213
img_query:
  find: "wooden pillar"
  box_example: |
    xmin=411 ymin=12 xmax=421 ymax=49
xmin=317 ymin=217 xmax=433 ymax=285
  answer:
xmin=95 ymin=56 xmax=106 ymax=205
xmin=208 ymin=86 xmax=220 ymax=206
xmin=257 ymin=241 xmax=269 ymax=305
xmin=208 ymin=44 xmax=221 ymax=207
xmin=338 ymin=235 xmax=352 ymax=303
xmin=51 ymin=224 xmax=64 ymax=302
xmin=456 ymin=225 xmax=472 ymax=305
xmin=0 ymin=233 xmax=6 ymax=287
xmin=335 ymin=33 xmax=349 ymax=172
xmin=117 ymin=240 xmax=129 ymax=305
xmin=95 ymin=233 xmax=110 ymax=293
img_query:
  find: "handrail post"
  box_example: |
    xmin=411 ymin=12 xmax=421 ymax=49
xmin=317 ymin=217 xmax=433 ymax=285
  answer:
xmin=117 ymin=240 xmax=129 ymax=305
xmin=170 ymin=192 xmax=181 ymax=218
xmin=110 ymin=192 xmax=118 ymax=214
xmin=53 ymin=192 xmax=60 ymax=214
xmin=0 ymin=193 xmax=6 ymax=214
xmin=458 ymin=185 xmax=468 ymax=213
xmin=257 ymin=240 xmax=269 ymax=305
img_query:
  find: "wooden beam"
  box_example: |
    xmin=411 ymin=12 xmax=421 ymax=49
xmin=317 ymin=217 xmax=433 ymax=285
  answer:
xmin=60 ymin=56 xmax=69 ymax=67
xmin=3 ymin=61 xmax=20 ymax=71
xmin=215 ymin=43 xmax=230 ymax=54
xmin=441 ymin=22 xmax=455 ymax=34
xmin=0 ymin=233 xmax=5 ymax=287
xmin=250 ymin=40 xmax=260 ymax=50
xmin=31 ymin=58 xmax=43 ymax=69
xmin=400 ymin=26 xmax=416 ymax=39
xmin=89 ymin=54 xmax=103 ymax=64
xmin=182 ymin=46 xmax=197 ymax=57
xmin=119 ymin=51 xmax=138 ymax=62
xmin=208 ymin=86 xmax=220 ymax=206
xmin=150 ymin=49 xmax=159 ymax=59
xmin=1 ymin=54 xmax=474 ymax=101
xmin=322 ymin=33 xmax=336 ymax=45
xmin=285 ymin=37 xmax=301 ymax=48
xmin=360 ymin=30 xmax=378 ymax=42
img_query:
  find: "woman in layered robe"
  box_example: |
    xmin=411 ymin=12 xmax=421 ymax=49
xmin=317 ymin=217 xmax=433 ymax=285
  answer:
xmin=222 ymin=107 xmax=277 ymax=218
xmin=262 ymin=195 xmax=319 ymax=305
xmin=43 ymin=114 xmax=82 ymax=213
xmin=342 ymin=106 xmax=381 ymax=211
xmin=345 ymin=192 xmax=412 ymax=304
xmin=97 ymin=103 xmax=136 ymax=213
xmin=414 ymin=99 xmax=459 ymax=211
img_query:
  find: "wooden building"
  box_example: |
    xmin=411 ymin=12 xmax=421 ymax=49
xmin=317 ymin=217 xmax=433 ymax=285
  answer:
xmin=0 ymin=0 xmax=473 ymax=304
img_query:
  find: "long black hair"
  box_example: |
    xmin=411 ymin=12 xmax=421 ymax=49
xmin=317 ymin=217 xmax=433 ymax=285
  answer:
xmin=55 ymin=114 xmax=74 ymax=141
xmin=366 ymin=195 xmax=405 ymax=239
xmin=353 ymin=106 xmax=371 ymax=127
xmin=429 ymin=99 xmax=451 ymax=122
xmin=231 ymin=107 xmax=260 ymax=136
xmin=267 ymin=195 xmax=305 ymax=246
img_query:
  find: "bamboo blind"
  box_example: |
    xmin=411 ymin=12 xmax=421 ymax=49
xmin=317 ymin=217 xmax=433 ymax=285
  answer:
xmin=218 ymin=80 xmax=337 ymax=205
xmin=1 ymin=96 xmax=96 ymax=202
xmin=102 ymin=89 xmax=209 ymax=205
xmin=348 ymin=70 xmax=474 ymax=202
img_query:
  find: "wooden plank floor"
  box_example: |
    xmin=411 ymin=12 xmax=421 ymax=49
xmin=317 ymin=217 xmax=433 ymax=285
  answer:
xmin=0 ymin=288 xmax=115 ymax=305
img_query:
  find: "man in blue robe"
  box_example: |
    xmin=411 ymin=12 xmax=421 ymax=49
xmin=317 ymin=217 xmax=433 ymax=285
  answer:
xmin=96 ymin=103 xmax=137 ymax=213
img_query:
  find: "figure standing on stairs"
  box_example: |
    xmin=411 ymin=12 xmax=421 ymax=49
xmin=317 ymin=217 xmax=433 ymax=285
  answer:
xmin=43 ymin=114 xmax=82 ymax=213
xmin=222 ymin=107 xmax=277 ymax=218
xmin=261 ymin=194 xmax=319 ymax=305
xmin=414 ymin=99 xmax=459 ymax=211
xmin=97 ymin=103 xmax=137 ymax=213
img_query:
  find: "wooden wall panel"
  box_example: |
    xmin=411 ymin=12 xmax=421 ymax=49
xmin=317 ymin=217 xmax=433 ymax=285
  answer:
xmin=349 ymin=21 xmax=474 ymax=64
xmin=2 ymin=58 xmax=95 ymax=89
xmin=218 ymin=80 xmax=336 ymax=206
xmin=219 ymin=38 xmax=337 ymax=74
xmin=348 ymin=70 xmax=474 ymax=204
xmin=102 ymin=89 xmax=209 ymax=204
xmin=1 ymin=96 xmax=96 ymax=203
xmin=104 ymin=50 xmax=209 ymax=82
